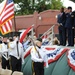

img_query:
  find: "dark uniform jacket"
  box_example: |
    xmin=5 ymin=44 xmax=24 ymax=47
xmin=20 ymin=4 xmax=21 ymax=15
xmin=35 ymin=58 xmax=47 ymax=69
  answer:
xmin=65 ymin=12 xmax=75 ymax=28
xmin=57 ymin=12 xmax=66 ymax=26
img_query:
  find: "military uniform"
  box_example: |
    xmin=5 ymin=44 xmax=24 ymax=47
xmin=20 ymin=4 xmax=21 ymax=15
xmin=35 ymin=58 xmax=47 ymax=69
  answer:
xmin=57 ymin=11 xmax=66 ymax=46
xmin=65 ymin=12 xmax=75 ymax=46
xmin=8 ymin=40 xmax=24 ymax=72
xmin=31 ymin=38 xmax=48 ymax=75
xmin=1 ymin=42 xmax=10 ymax=69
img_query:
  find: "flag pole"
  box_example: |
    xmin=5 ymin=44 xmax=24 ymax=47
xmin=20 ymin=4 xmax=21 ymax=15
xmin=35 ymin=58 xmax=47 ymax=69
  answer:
xmin=13 ymin=11 xmax=17 ymax=36
xmin=31 ymin=24 xmax=34 ymax=39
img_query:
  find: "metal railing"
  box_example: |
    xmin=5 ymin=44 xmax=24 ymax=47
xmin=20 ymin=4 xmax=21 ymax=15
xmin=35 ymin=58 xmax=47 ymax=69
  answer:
xmin=41 ymin=25 xmax=55 ymax=45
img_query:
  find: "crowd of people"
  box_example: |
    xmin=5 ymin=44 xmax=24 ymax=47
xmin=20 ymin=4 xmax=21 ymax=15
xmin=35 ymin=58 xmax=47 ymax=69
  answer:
xmin=0 ymin=33 xmax=49 ymax=75
xmin=0 ymin=36 xmax=24 ymax=72
xmin=57 ymin=6 xmax=75 ymax=46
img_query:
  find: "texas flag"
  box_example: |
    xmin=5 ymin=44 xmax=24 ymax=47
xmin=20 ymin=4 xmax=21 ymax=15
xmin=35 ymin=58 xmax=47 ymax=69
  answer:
xmin=20 ymin=26 xmax=32 ymax=43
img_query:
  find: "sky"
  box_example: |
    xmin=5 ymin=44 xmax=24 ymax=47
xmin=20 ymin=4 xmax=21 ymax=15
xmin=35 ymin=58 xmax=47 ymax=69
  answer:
xmin=61 ymin=0 xmax=75 ymax=11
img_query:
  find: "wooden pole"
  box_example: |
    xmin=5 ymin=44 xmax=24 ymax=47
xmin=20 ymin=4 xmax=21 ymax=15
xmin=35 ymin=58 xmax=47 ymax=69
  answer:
xmin=13 ymin=11 xmax=17 ymax=36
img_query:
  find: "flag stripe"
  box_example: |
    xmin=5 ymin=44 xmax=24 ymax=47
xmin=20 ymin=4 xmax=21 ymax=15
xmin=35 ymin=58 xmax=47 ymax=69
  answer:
xmin=1 ymin=20 xmax=12 ymax=35
xmin=4 ymin=22 xmax=8 ymax=31
xmin=0 ymin=0 xmax=14 ymax=35
xmin=2 ymin=13 xmax=14 ymax=22
xmin=1 ymin=4 xmax=14 ymax=20
xmin=20 ymin=26 xmax=32 ymax=43
xmin=1 ymin=7 xmax=14 ymax=20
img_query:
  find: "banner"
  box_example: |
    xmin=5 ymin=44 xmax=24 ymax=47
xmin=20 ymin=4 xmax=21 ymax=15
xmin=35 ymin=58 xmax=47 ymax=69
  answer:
xmin=67 ymin=49 xmax=75 ymax=71
xmin=24 ymin=45 xmax=69 ymax=65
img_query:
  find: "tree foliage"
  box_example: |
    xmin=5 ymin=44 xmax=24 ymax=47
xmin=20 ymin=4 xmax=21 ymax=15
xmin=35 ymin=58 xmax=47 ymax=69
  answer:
xmin=0 ymin=0 xmax=63 ymax=15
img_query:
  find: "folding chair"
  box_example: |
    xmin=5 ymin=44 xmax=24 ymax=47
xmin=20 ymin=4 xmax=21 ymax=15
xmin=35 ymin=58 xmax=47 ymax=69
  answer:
xmin=0 ymin=69 xmax=12 ymax=75
xmin=12 ymin=71 xmax=23 ymax=75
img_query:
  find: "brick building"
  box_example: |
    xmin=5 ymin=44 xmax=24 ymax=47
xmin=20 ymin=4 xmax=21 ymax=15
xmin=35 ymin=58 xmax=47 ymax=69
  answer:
xmin=12 ymin=10 xmax=60 ymax=37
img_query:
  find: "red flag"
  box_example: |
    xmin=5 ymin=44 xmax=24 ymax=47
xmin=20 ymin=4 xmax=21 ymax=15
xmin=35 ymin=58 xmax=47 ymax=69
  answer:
xmin=20 ymin=26 xmax=32 ymax=43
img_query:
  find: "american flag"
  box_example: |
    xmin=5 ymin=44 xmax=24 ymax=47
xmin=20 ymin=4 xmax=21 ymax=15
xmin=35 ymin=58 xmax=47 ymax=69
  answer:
xmin=0 ymin=20 xmax=12 ymax=35
xmin=0 ymin=0 xmax=14 ymax=35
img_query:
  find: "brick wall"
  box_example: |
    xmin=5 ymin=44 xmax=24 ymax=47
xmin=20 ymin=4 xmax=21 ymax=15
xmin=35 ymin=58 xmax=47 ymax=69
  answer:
xmin=12 ymin=10 xmax=60 ymax=37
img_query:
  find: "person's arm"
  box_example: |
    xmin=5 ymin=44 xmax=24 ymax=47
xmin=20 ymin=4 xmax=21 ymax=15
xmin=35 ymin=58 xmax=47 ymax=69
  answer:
xmin=61 ymin=12 xmax=66 ymax=25
xmin=20 ymin=43 xmax=25 ymax=64
xmin=57 ymin=14 xmax=62 ymax=26
xmin=1 ymin=43 xmax=8 ymax=53
xmin=31 ymin=47 xmax=43 ymax=62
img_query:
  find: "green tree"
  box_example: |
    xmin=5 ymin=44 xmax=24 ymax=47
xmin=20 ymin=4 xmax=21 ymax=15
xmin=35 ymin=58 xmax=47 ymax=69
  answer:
xmin=50 ymin=0 xmax=63 ymax=9
xmin=35 ymin=0 xmax=63 ymax=13
xmin=0 ymin=0 xmax=63 ymax=15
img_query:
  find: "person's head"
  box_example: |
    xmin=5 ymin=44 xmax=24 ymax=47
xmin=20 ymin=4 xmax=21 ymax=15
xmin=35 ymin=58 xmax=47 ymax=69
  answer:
xmin=35 ymin=38 xmax=42 ymax=47
xmin=67 ymin=6 xmax=72 ymax=13
xmin=13 ymin=36 xmax=17 ymax=41
xmin=53 ymin=37 xmax=59 ymax=45
xmin=3 ymin=37 xmax=7 ymax=43
xmin=9 ymin=37 xmax=13 ymax=42
xmin=60 ymin=7 xmax=64 ymax=13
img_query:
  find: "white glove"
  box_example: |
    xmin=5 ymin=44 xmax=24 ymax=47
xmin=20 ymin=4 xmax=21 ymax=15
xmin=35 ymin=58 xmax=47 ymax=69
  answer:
xmin=38 ymin=59 xmax=43 ymax=62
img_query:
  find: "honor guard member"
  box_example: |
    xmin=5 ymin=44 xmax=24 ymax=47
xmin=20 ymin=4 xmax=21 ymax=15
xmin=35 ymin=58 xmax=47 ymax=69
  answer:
xmin=1 ymin=37 xmax=10 ymax=69
xmin=65 ymin=6 xmax=75 ymax=46
xmin=57 ymin=7 xmax=66 ymax=46
xmin=31 ymin=38 xmax=48 ymax=75
xmin=0 ymin=37 xmax=9 ymax=69
xmin=8 ymin=37 xmax=24 ymax=72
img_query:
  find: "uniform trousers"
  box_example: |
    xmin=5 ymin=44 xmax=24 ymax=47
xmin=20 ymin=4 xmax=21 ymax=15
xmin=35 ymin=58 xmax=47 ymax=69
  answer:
xmin=33 ymin=62 xmax=44 ymax=75
xmin=10 ymin=56 xmax=22 ymax=72
xmin=58 ymin=25 xmax=66 ymax=46
xmin=2 ymin=56 xmax=10 ymax=69
xmin=66 ymin=28 xmax=74 ymax=46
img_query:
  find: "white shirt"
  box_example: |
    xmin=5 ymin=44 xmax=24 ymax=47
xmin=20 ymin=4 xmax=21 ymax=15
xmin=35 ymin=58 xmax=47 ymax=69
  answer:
xmin=8 ymin=41 xmax=24 ymax=64
xmin=31 ymin=46 xmax=48 ymax=68
xmin=0 ymin=43 xmax=8 ymax=59
xmin=0 ymin=43 xmax=8 ymax=53
xmin=2 ymin=43 xmax=9 ymax=60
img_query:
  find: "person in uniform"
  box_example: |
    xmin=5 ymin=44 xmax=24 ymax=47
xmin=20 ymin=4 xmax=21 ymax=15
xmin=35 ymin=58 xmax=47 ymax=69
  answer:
xmin=65 ymin=6 xmax=75 ymax=46
xmin=30 ymin=38 xmax=48 ymax=75
xmin=1 ymin=37 xmax=10 ymax=69
xmin=8 ymin=36 xmax=24 ymax=72
xmin=57 ymin=7 xmax=66 ymax=46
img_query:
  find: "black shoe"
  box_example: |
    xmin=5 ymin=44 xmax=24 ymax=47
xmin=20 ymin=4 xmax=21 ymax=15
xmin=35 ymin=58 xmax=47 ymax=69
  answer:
xmin=67 ymin=45 xmax=74 ymax=47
